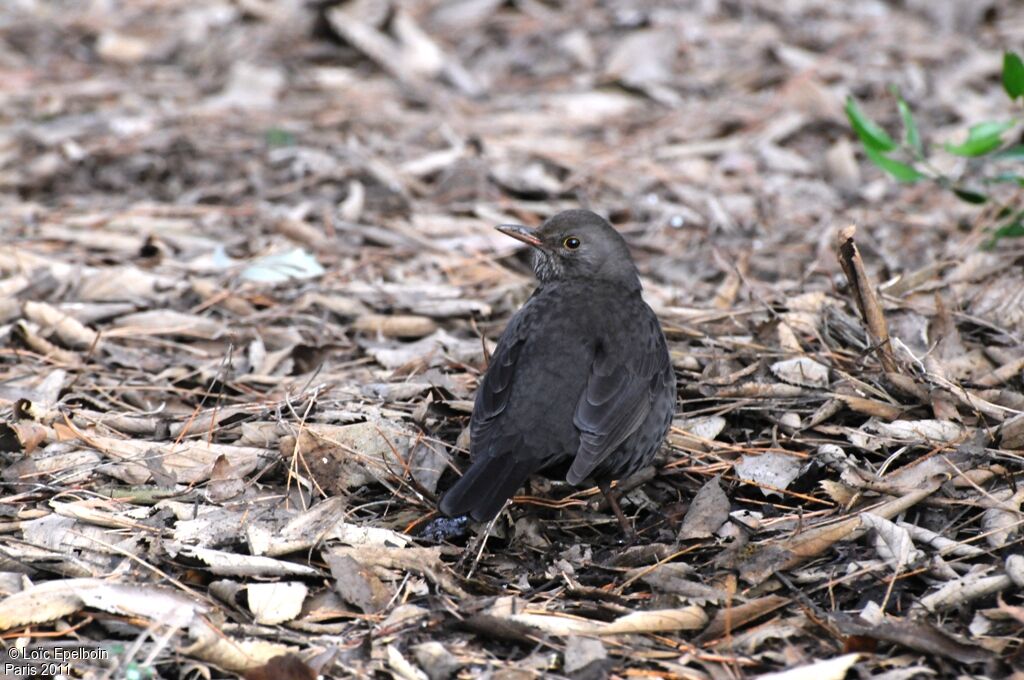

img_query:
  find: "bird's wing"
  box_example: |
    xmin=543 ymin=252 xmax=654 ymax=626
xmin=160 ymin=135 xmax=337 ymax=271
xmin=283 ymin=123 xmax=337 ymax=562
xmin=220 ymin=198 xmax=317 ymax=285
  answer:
xmin=469 ymin=299 xmax=533 ymax=448
xmin=441 ymin=299 xmax=536 ymax=520
xmin=567 ymin=311 xmax=670 ymax=485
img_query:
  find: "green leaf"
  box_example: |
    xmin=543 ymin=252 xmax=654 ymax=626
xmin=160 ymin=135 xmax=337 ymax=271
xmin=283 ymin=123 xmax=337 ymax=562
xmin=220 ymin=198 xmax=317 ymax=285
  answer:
xmin=994 ymin=220 xmax=1024 ymax=238
xmin=993 ymin=144 xmax=1024 ymax=160
xmin=984 ymin=218 xmax=1024 ymax=249
xmin=845 ymin=97 xmax=897 ymax=152
xmin=944 ymin=121 xmax=1014 ymax=157
xmin=952 ymin=188 xmax=987 ymax=204
xmin=864 ymin=147 xmax=925 ymax=182
xmin=1003 ymin=52 xmax=1024 ymax=99
xmin=987 ymin=172 xmax=1024 ymax=186
xmin=896 ymin=95 xmax=923 ymax=156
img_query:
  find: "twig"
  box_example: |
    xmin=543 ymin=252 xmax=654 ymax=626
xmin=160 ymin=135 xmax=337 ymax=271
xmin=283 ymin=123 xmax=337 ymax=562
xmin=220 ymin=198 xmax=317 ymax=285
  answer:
xmin=836 ymin=225 xmax=898 ymax=372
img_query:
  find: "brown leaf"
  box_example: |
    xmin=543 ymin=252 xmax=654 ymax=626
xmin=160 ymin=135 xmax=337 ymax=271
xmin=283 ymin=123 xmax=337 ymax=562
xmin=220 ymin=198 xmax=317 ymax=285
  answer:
xmin=679 ymin=475 xmax=730 ymax=540
xmin=243 ymin=654 xmax=317 ymax=680
xmin=327 ymin=553 xmax=394 ymax=614
xmin=0 ymin=421 xmax=49 ymax=453
xmin=353 ymin=314 xmax=438 ymax=339
xmin=696 ymin=595 xmax=789 ymax=643
xmin=836 ymin=617 xmax=991 ymax=664
xmin=23 ymin=300 xmax=101 ymax=349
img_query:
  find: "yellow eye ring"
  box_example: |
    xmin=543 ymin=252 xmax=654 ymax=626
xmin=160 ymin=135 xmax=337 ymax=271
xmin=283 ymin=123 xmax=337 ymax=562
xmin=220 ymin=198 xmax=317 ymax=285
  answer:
xmin=563 ymin=236 xmax=581 ymax=250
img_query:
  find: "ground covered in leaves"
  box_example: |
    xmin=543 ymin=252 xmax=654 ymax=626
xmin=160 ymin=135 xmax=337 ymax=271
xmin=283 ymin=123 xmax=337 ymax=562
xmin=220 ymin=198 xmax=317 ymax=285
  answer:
xmin=1 ymin=1 xmax=1024 ymax=678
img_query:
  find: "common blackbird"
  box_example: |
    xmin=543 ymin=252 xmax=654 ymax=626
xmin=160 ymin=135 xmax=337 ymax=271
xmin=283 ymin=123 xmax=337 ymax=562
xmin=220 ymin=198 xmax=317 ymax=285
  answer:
xmin=439 ymin=209 xmax=676 ymax=531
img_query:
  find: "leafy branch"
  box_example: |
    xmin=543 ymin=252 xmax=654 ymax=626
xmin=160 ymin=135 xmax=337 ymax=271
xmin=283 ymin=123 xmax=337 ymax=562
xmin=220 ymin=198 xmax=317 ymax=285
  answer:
xmin=845 ymin=50 xmax=1024 ymax=246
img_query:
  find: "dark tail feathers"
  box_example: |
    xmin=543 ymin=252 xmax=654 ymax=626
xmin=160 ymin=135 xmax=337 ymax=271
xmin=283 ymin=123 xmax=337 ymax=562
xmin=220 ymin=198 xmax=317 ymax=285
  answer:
xmin=439 ymin=454 xmax=534 ymax=522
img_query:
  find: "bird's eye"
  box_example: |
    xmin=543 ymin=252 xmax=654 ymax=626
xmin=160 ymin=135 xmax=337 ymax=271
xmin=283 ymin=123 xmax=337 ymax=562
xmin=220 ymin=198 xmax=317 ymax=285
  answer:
xmin=563 ymin=236 xmax=581 ymax=250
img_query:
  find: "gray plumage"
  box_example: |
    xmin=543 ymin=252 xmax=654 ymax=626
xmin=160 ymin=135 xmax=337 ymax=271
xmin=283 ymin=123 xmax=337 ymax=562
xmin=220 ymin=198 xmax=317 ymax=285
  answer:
xmin=439 ymin=210 xmax=676 ymax=522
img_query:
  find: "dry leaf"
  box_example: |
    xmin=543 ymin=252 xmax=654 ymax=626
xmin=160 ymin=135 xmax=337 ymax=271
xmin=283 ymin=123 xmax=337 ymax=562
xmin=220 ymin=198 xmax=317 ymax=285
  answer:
xmin=247 ymin=582 xmax=308 ymax=625
xmin=770 ymin=357 xmax=830 ymax=388
xmin=327 ymin=553 xmax=394 ymax=614
xmin=733 ymin=452 xmax=803 ymax=496
xmin=861 ymin=513 xmax=922 ymax=571
xmin=755 ymin=654 xmax=861 ymax=680
xmin=243 ymin=654 xmax=318 ymax=680
xmin=679 ymin=475 xmax=730 ymax=539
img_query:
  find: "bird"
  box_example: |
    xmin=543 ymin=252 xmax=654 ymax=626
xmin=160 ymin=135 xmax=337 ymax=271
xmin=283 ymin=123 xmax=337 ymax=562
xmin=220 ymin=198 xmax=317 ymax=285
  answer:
xmin=439 ymin=209 xmax=676 ymax=534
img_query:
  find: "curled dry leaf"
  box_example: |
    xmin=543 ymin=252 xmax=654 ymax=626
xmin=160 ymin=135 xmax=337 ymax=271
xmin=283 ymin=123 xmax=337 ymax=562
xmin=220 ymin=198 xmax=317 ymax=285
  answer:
xmin=13 ymin=321 xmax=81 ymax=364
xmin=353 ymin=314 xmax=438 ymax=339
xmin=917 ymin=570 xmax=1015 ymax=613
xmin=868 ymin=419 xmax=967 ymax=443
xmin=1006 ymin=555 xmax=1024 ymax=589
xmin=110 ymin=309 xmax=227 ymax=340
xmin=898 ymin=521 xmax=985 ymax=558
xmin=640 ymin=563 xmax=728 ymax=604
xmin=495 ymin=605 xmax=708 ymax=636
xmin=84 ymin=433 xmax=276 ymax=485
xmin=835 ymin=225 xmax=897 ymax=372
xmin=695 ymin=595 xmax=790 ymax=643
xmin=77 ymin=266 xmax=175 ymax=301
xmin=178 ymin=545 xmax=321 ymax=578
xmin=770 ymin=356 xmax=830 ymax=388
xmin=0 ymin=421 xmax=49 ymax=453
xmin=980 ymin=488 xmax=1024 ymax=548
xmin=388 ymin=644 xmax=429 ymax=680
xmin=22 ymin=300 xmax=101 ymax=349
xmin=184 ymin=618 xmax=298 ymax=672
xmin=998 ymin=413 xmax=1024 ymax=449
xmin=174 ymin=506 xmax=263 ymax=549
xmin=861 ymin=513 xmax=922 ymax=571
xmin=5 ymin=368 xmax=68 ymax=409
xmin=246 ymin=496 xmax=411 ymax=557
xmin=836 ymin=617 xmax=991 ymax=664
xmin=364 ymin=329 xmax=487 ymax=370
xmin=3 ymin=446 xmax=103 ymax=486
xmin=49 ymin=498 xmax=149 ymax=531
xmin=0 ymin=578 xmax=205 ymax=630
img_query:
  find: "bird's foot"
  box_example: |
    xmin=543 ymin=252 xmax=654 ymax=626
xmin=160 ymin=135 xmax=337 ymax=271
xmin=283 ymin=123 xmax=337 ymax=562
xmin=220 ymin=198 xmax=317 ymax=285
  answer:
xmin=420 ymin=515 xmax=470 ymax=543
xmin=598 ymin=480 xmax=637 ymax=540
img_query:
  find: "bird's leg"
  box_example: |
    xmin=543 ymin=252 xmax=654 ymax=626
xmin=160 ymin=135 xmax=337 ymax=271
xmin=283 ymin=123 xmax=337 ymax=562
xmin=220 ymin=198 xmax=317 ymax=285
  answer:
xmin=598 ymin=480 xmax=635 ymax=539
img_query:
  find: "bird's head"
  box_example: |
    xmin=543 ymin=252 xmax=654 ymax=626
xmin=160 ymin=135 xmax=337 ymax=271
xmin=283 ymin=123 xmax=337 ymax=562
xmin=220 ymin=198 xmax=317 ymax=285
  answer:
xmin=496 ymin=209 xmax=641 ymax=288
